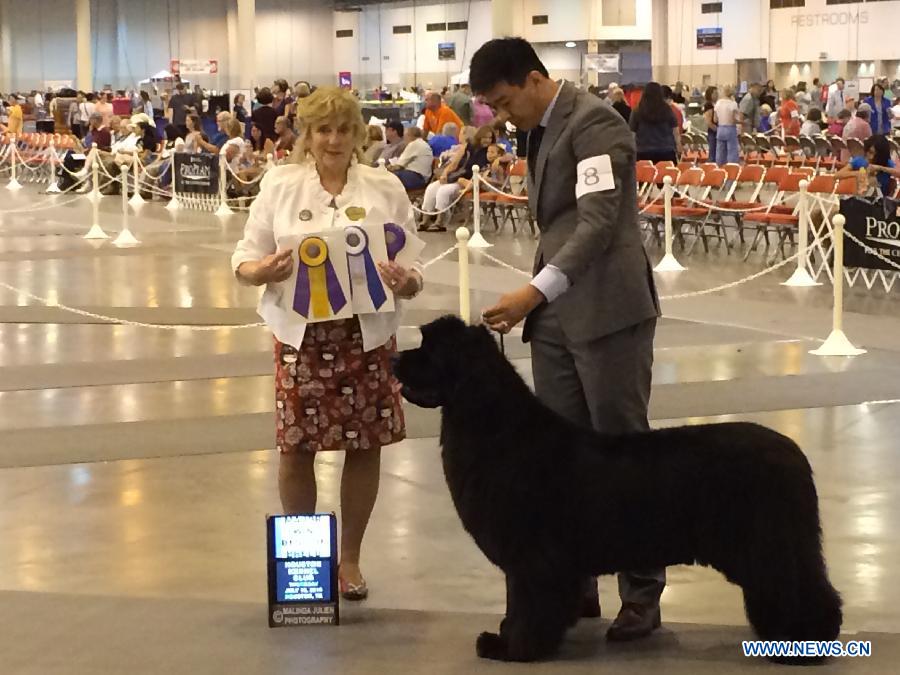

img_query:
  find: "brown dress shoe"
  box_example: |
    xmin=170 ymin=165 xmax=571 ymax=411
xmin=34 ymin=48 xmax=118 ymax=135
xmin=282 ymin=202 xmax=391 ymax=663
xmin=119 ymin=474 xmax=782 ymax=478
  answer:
xmin=606 ymin=602 xmax=661 ymax=642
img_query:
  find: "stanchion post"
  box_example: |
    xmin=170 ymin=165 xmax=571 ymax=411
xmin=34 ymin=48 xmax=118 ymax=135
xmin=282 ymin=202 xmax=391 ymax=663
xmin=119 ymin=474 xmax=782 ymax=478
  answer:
xmin=653 ymin=175 xmax=686 ymax=272
xmin=88 ymin=144 xmax=101 ymax=202
xmin=83 ymin=190 xmax=110 ymax=240
xmin=215 ymin=154 xmax=234 ymax=217
xmin=166 ymin=153 xmax=180 ymax=211
xmin=7 ymin=134 xmax=23 ymax=190
xmin=810 ymin=214 xmax=865 ymax=356
xmin=46 ymin=140 xmax=61 ymax=193
xmin=129 ymin=157 xmax=146 ymax=206
xmin=456 ymin=227 xmax=471 ymax=323
xmin=468 ymin=166 xmax=491 ymax=249
xmin=782 ymin=180 xmax=820 ymax=287
xmin=113 ymin=165 xmax=140 ymax=247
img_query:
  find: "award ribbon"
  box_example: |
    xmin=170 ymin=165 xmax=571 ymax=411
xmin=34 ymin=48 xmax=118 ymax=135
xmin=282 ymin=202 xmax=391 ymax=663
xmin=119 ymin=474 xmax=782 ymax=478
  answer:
xmin=293 ymin=236 xmax=347 ymax=319
xmin=383 ymin=222 xmax=406 ymax=261
xmin=345 ymin=226 xmax=388 ymax=310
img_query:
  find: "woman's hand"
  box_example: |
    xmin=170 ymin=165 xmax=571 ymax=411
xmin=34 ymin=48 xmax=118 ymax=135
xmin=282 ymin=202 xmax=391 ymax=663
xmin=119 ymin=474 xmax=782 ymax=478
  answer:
xmin=377 ymin=261 xmax=421 ymax=299
xmin=238 ymin=249 xmax=294 ymax=285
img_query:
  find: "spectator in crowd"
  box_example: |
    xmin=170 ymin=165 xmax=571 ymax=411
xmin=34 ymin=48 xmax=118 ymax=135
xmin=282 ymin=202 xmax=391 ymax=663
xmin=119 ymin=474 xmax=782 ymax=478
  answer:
xmin=273 ymin=115 xmax=296 ymax=157
xmin=826 ymin=78 xmax=847 ymax=120
xmin=843 ymin=104 xmax=873 ymax=143
xmin=162 ymin=123 xmax=183 ymax=153
xmin=139 ymin=91 xmax=153 ymax=119
xmin=836 ymin=134 xmax=897 ymax=196
xmin=493 ymin=118 xmax=513 ymax=153
xmin=168 ymin=83 xmax=195 ymax=138
xmin=610 ymin=86 xmax=632 ymax=123
xmin=739 ymin=83 xmax=761 ymax=135
xmin=68 ymin=91 xmax=92 ymax=139
xmin=471 ymin=94 xmax=494 ymax=128
xmin=380 ymin=120 xmax=407 ymax=163
xmin=630 ymin=81 xmax=681 ymax=164
xmin=184 ymin=114 xmax=217 ymax=154
xmin=828 ymin=108 xmax=851 ymax=137
xmin=362 ymin=125 xmax=385 ymax=166
xmin=252 ymin=87 xmax=278 ymax=142
xmin=661 ymin=85 xmax=684 ymax=142
xmin=248 ymin=122 xmax=267 ymax=154
xmin=457 ymin=141 xmax=508 ymax=193
xmin=703 ymin=86 xmax=718 ymax=163
xmin=419 ymin=124 xmax=496 ymax=231
xmin=813 ymin=78 xmax=827 ymax=107
xmin=150 ymin=88 xmax=164 ymax=117
xmin=795 ymin=82 xmax=812 ymax=117
xmin=863 ymin=83 xmax=893 ymax=136
xmin=232 ymin=86 xmax=423 ymax=603
xmin=95 ymin=92 xmax=114 ymax=127
xmin=220 ymin=117 xmax=248 ymax=173
xmin=428 ymin=121 xmax=459 ymax=157
xmin=85 ymin=112 xmax=111 ymax=152
xmin=760 ymin=80 xmax=778 ymax=109
xmin=272 ymin=79 xmax=294 ymax=119
xmin=233 ymin=93 xmax=249 ymax=124
xmin=758 ymin=104 xmax=773 ymax=133
xmin=387 ymin=126 xmax=433 ymax=190
xmin=210 ymin=111 xmax=233 ymax=148
xmin=713 ymin=85 xmax=741 ymax=165
xmin=293 ymin=81 xmax=312 ymax=101
xmin=422 ymin=92 xmax=464 ymax=138
xmin=779 ymin=90 xmax=801 ymax=137
xmin=111 ymin=90 xmax=131 ymax=117
xmin=447 ymin=83 xmax=473 ymax=126
xmin=800 ymin=108 xmax=823 ymax=137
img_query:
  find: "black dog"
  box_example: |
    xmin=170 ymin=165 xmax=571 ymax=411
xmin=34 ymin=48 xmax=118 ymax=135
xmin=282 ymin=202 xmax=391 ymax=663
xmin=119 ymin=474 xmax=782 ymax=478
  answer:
xmin=393 ymin=316 xmax=842 ymax=664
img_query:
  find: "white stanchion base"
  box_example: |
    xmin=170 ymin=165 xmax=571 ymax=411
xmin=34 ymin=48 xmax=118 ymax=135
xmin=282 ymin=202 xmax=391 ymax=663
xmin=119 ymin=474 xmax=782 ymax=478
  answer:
xmin=6 ymin=179 xmax=23 ymax=191
xmin=467 ymin=231 xmax=492 ymax=249
xmin=215 ymin=203 xmax=234 ymax=217
xmin=45 ymin=183 xmax=62 ymax=194
xmin=129 ymin=193 xmax=146 ymax=207
xmin=781 ymin=267 xmax=821 ymax=287
xmin=165 ymin=197 xmax=180 ymax=211
xmin=653 ymin=253 xmax=687 ymax=272
xmin=810 ymin=330 xmax=866 ymax=357
xmin=113 ymin=228 xmax=141 ymax=247
xmin=86 ymin=189 xmax=102 ymax=202
xmin=83 ymin=224 xmax=110 ymax=240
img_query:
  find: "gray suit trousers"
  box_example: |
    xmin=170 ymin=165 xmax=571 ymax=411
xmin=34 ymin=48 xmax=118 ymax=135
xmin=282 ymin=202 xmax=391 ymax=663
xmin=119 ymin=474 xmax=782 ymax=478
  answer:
xmin=529 ymin=302 xmax=665 ymax=609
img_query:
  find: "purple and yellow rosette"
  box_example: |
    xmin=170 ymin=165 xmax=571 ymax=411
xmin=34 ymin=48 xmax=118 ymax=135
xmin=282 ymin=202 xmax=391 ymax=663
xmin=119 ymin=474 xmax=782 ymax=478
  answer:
xmin=293 ymin=236 xmax=347 ymax=319
xmin=345 ymin=226 xmax=388 ymax=309
xmin=383 ymin=222 xmax=406 ymax=261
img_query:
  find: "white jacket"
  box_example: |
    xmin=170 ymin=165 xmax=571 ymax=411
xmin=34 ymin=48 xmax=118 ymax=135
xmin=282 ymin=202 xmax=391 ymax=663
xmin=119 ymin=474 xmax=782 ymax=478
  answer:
xmin=232 ymin=161 xmax=422 ymax=351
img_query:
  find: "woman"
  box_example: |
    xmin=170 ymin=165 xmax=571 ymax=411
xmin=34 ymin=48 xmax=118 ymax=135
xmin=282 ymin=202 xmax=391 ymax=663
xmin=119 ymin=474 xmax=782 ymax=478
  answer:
xmin=139 ymin=91 xmax=154 ymax=118
xmin=795 ymin=82 xmax=812 ymax=117
xmin=362 ymin=125 xmax=385 ymax=166
xmin=252 ymin=87 xmax=278 ymax=142
xmin=611 ymin=86 xmax=632 ymax=124
xmin=629 ymin=81 xmax=681 ymax=163
xmin=233 ymin=93 xmax=249 ymax=124
xmin=231 ymin=86 xmax=423 ymax=600
xmin=760 ymin=80 xmax=778 ymax=110
xmin=272 ymin=79 xmax=294 ymax=119
xmin=220 ymin=117 xmax=247 ymax=173
xmin=713 ymin=85 xmax=740 ymax=166
xmin=703 ymin=86 xmax=718 ymax=164
xmin=419 ymin=124 xmax=495 ymax=232
xmin=836 ymin=134 xmax=897 ymax=197
xmin=273 ymin=115 xmax=296 ymax=158
xmin=863 ymin=83 xmax=893 ymax=136
xmin=95 ymin=92 xmax=113 ymax=127
xmin=184 ymin=114 xmax=217 ymax=154
xmin=828 ymin=108 xmax=851 ymax=137
xmin=778 ymin=90 xmax=801 ymax=137
xmin=5 ymin=94 xmax=23 ymax=135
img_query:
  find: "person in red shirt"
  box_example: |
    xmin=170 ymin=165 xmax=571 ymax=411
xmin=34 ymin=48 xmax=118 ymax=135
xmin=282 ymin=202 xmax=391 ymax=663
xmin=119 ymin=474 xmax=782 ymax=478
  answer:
xmin=779 ymin=90 xmax=801 ymax=137
xmin=661 ymin=85 xmax=684 ymax=145
xmin=111 ymin=90 xmax=132 ymax=117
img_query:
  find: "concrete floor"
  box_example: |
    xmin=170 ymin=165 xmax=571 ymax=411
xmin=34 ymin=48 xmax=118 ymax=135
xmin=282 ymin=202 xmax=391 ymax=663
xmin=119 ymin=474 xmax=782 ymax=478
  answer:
xmin=1 ymin=184 xmax=898 ymax=673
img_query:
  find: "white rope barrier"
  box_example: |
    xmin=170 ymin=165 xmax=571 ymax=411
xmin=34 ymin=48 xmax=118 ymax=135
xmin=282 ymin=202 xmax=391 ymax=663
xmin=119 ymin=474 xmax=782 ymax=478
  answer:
xmin=476 ymin=173 xmax=528 ymax=201
xmin=409 ymin=185 xmax=469 ymax=216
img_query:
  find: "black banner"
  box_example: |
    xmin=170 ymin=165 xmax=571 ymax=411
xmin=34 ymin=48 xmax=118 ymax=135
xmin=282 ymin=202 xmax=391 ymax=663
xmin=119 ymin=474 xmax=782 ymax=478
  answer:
xmin=173 ymin=152 xmax=219 ymax=195
xmin=841 ymin=197 xmax=900 ymax=271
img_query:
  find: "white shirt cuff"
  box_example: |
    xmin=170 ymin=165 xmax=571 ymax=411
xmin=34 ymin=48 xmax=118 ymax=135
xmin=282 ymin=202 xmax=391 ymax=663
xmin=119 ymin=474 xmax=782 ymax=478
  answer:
xmin=530 ymin=265 xmax=570 ymax=303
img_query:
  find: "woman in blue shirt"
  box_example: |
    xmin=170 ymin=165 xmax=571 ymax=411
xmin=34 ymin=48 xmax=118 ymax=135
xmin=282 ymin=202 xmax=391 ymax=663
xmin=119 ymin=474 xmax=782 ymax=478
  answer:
xmin=837 ymin=135 xmax=897 ymax=197
xmin=863 ymin=83 xmax=893 ymax=135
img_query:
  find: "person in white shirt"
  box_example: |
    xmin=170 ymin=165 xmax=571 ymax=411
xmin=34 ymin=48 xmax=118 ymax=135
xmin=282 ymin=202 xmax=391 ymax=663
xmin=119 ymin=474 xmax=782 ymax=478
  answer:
xmin=232 ymin=86 xmax=424 ymax=602
xmin=387 ymin=126 xmax=433 ymax=189
xmin=713 ymin=85 xmax=741 ymax=166
xmin=800 ymin=108 xmax=823 ymax=137
xmin=826 ymin=78 xmax=847 ymax=120
xmin=219 ymin=117 xmax=247 ymax=173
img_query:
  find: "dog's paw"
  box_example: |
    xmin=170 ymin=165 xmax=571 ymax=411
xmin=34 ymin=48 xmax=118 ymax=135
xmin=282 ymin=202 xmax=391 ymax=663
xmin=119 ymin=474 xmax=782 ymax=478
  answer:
xmin=476 ymin=632 xmax=507 ymax=660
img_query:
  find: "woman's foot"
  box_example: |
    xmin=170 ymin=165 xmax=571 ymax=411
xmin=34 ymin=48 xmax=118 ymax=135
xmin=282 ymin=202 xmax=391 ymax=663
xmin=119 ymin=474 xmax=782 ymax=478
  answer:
xmin=338 ymin=563 xmax=369 ymax=601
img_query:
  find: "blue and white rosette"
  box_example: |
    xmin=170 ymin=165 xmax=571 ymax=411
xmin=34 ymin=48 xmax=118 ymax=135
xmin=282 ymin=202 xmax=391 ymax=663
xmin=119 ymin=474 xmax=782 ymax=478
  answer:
xmin=345 ymin=225 xmax=388 ymax=310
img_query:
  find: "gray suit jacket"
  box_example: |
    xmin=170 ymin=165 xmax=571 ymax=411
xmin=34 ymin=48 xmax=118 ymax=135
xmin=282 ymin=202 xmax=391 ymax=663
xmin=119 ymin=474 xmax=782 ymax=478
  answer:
xmin=524 ymin=82 xmax=660 ymax=344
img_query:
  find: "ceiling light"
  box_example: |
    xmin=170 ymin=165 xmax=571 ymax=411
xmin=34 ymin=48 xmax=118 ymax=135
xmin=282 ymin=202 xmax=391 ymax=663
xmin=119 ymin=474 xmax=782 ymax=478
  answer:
xmin=565 ymin=41 xmax=576 ymax=48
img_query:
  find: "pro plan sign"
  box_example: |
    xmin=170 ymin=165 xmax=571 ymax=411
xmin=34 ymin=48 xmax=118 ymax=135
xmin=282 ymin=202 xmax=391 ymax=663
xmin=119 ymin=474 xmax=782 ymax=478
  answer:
xmin=267 ymin=514 xmax=339 ymax=627
xmin=173 ymin=153 xmax=219 ymax=195
xmin=841 ymin=198 xmax=900 ymax=271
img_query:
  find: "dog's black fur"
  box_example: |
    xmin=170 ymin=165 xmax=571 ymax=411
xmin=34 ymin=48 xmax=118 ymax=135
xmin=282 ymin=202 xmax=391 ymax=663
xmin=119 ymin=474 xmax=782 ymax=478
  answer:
xmin=393 ymin=316 xmax=842 ymax=664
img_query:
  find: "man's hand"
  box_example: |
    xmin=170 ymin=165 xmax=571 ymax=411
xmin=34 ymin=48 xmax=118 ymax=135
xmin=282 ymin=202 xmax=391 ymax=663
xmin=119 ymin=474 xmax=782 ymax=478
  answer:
xmin=482 ymin=285 xmax=545 ymax=334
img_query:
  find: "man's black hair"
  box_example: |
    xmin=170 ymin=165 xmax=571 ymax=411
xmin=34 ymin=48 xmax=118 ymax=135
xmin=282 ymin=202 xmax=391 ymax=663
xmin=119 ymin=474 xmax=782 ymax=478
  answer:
xmin=661 ymin=85 xmax=674 ymax=101
xmin=385 ymin=120 xmax=404 ymax=137
xmin=469 ymin=37 xmax=549 ymax=95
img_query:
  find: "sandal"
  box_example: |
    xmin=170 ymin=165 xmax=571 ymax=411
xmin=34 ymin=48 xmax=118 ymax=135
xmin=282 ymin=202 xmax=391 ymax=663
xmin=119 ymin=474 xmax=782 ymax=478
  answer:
xmin=338 ymin=571 xmax=369 ymax=601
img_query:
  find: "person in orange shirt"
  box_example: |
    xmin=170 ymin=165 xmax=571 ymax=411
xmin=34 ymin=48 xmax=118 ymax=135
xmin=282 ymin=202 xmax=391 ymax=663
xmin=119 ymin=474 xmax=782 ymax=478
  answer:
xmin=422 ymin=92 xmax=463 ymax=137
xmin=779 ymin=89 xmax=801 ymax=137
xmin=5 ymin=95 xmax=24 ymax=135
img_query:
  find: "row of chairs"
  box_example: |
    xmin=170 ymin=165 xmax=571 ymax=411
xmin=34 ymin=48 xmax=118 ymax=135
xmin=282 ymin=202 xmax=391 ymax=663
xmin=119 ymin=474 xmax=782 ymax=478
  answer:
xmin=637 ymin=160 xmax=864 ymax=261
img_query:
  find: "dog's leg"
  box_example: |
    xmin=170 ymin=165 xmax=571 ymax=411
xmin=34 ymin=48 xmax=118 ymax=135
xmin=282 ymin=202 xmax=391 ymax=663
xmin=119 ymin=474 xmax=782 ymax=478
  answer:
xmin=476 ymin=572 xmax=581 ymax=662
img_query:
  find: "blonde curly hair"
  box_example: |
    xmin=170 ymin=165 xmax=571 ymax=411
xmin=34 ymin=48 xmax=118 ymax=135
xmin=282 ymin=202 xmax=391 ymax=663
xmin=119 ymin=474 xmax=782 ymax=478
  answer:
xmin=289 ymin=86 xmax=366 ymax=164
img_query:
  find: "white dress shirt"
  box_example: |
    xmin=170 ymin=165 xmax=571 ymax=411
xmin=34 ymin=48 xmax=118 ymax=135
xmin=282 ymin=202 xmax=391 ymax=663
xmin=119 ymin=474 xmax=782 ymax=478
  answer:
xmin=391 ymin=137 xmax=434 ymax=179
xmin=529 ymin=80 xmax=573 ymax=304
xmin=232 ymin=161 xmax=423 ymax=351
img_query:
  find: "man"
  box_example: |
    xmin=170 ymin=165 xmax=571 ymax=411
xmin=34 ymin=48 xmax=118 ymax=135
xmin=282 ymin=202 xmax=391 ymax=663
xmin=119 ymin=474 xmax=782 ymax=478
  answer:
xmin=422 ymin=92 xmax=463 ymax=138
xmin=471 ymin=37 xmax=662 ymax=642
xmin=429 ymin=122 xmax=459 ymax=157
xmin=448 ymin=83 xmax=473 ymax=126
xmin=826 ymin=77 xmax=847 ymax=121
xmin=387 ymin=126 xmax=433 ymax=190
xmin=380 ymin=120 xmax=407 ymax=163
xmin=739 ymin=83 xmax=762 ymax=134
xmin=167 ymin=83 xmax=195 ymax=138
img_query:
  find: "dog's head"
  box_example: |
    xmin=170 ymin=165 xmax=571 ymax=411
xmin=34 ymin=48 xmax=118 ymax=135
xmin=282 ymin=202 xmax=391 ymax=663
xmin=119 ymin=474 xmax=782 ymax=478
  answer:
xmin=393 ymin=315 xmax=500 ymax=409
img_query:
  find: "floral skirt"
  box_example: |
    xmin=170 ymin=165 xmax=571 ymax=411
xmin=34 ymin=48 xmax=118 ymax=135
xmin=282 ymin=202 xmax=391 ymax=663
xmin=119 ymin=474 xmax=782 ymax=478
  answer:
xmin=274 ymin=318 xmax=406 ymax=453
